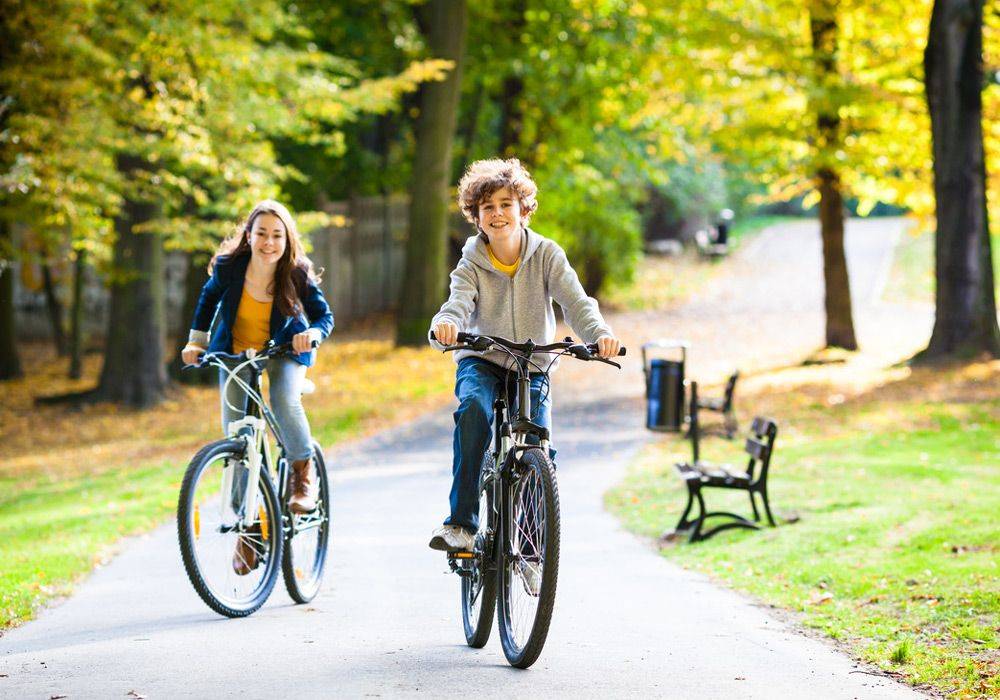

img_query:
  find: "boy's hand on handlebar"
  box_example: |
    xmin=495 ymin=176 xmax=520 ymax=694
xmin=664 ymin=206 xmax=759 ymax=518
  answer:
xmin=181 ymin=344 xmax=204 ymax=365
xmin=433 ymin=321 xmax=459 ymax=346
xmin=595 ymin=335 xmax=621 ymax=359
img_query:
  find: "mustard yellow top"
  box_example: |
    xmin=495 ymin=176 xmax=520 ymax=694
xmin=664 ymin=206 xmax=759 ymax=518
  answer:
xmin=486 ymin=244 xmax=520 ymax=278
xmin=232 ymin=287 xmax=272 ymax=353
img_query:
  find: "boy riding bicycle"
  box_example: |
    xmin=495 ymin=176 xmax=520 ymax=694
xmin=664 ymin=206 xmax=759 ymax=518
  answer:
xmin=428 ymin=158 xmax=620 ymax=553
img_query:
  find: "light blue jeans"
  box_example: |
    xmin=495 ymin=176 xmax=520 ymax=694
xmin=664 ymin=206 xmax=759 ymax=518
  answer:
xmin=219 ymin=356 xmax=314 ymax=462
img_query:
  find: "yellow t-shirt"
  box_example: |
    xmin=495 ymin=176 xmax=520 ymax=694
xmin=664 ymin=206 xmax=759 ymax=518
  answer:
xmin=231 ymin=287 xmax=272 ymax=353
xmin=487 ymin=244 xmax=520 ymax=278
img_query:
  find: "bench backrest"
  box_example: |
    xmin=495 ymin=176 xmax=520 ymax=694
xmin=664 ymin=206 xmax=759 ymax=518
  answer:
xmin=722 ymin=371 xmax=739 ymax=410
xmin=744 ymin=416 xmax=778 ymax=484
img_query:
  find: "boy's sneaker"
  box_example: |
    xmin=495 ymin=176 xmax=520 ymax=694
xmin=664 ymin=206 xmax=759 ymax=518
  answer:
xmin=518 ymin=559 xmax=542 ymax=597
xmin=428 ymin=525 xmax=474 ymax=552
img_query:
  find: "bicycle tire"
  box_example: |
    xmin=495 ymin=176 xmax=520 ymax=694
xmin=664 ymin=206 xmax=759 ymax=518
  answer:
xmin=282 ymin=441 xmax=331 ymax=603
xmin=497 ymin=447 xmax=561 ymax=668
xmin=462 ymin=454 xmax=498 ymax=648
xmin=177 ymin=439 xmax=283 ymax=618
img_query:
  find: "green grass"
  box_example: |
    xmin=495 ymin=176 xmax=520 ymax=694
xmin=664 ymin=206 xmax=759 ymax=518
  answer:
xmin=606 ymin=381 xmax=1000 ymax=698
xmin=885 ymin=229 xmax=1000 ymax=304
xmin=0 ymin=461 xmax=183 ymax=627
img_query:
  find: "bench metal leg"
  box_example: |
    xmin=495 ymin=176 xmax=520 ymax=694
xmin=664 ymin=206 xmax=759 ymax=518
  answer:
xmin=760 ymin=486 xmax=776 ymax=527
xmin=674 ymin=487 xmax=696 ymax=532
xmin=749 ymin=490 xmax=761 ymax=522
xmin=698 ymin=519 xmax=760 ymax=540
xmin=688 ymin=489 xmax=707 ymax=541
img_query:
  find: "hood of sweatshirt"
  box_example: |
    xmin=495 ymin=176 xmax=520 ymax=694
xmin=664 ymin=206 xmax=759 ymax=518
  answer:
xmin=429 ymin=226 xmax=612 ymax=374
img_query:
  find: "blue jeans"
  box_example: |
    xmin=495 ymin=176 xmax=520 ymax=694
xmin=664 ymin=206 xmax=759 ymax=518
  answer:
xmin=219 ymin=356 xmax=314 ymax=462
xmin=445 ymin=358 xmax=554 ymax=533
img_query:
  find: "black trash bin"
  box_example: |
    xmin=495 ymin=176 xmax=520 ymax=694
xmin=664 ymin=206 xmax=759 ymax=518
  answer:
xmin=642 ymin=341 xmax=688 ymax=432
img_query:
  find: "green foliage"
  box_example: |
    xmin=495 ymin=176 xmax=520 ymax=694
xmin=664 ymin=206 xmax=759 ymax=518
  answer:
xmin=1 ymin=0 xmax=447 ymax=268
xmin=640 ymin=0 xmax=937 ymax=220
xmin=533 ymin=162 xmax=643 ymax=294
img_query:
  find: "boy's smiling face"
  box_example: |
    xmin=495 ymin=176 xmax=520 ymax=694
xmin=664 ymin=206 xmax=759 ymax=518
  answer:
xmin=477 ymin=186 xmax=523 ymax=245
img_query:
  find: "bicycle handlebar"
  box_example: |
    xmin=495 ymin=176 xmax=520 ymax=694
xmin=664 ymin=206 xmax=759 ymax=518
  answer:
xmin=182 ymin=339 xmax=319 ymax=371
xmin=431 ymin=331 xmax=626 ymax=368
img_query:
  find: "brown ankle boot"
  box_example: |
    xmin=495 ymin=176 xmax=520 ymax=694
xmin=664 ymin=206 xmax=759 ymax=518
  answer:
xmin=232 ymin=523 xmax=262 ymax=576
xmin=288 ymin=457 xmax=319 ymax=514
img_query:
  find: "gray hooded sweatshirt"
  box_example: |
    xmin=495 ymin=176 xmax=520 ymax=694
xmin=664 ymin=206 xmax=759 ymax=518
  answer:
xmin=428 ymin=227 xmax=613 ymax=371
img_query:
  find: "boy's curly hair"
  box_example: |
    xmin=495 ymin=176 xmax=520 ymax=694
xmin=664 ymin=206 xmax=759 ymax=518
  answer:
xmin=457 ymin=158 xmax=538 ymax=226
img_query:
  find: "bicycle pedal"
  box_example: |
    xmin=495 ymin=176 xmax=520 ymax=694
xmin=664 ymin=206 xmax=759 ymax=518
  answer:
xmin=448 ymin=551 xmax=475 ymax=559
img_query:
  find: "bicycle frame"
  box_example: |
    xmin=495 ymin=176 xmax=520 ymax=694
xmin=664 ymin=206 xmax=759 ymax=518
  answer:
xmin=468 ymin=352 xmax=550 ymax=583
xmin=211 ymin=354 xmax=288 ymax=530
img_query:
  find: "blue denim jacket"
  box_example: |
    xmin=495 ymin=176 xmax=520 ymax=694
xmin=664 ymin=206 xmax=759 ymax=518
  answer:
xmin=189 ymin=254 xmax=334 ymax=367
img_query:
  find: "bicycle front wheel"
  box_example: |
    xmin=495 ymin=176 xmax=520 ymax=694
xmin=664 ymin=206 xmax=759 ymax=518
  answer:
xmin=177 ymin=439 xmax=283 ymax=618
xmin=497 ymin=447 xmax=561 ymax=668
xmin=282 ymin=441 xmax=331 ymax=603
xmin=462 ymin=454 xmax=497 ymax=648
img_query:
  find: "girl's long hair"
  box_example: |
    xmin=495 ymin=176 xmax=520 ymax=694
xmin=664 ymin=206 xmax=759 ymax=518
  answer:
xmin=209 ymin=200 xmax=320 ymax=317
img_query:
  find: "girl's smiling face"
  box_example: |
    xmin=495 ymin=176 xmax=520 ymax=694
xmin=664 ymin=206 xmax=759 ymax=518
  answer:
xmin=477 ymin=186 xmax=523 ymax=244
xmin=248 ymin=212 xmax=287 ymax=266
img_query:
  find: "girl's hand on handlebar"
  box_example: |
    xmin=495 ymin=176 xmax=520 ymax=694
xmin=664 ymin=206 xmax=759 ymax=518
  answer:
xmin=433 ymin=321 xmax=459 ymax=346
xmin=292 ymin=330 xmax=320 ymax=354
xmin=596 ymin=334 xmax=621 ymax=359
xmin=181 ymin=344 xmax=205 ymax=365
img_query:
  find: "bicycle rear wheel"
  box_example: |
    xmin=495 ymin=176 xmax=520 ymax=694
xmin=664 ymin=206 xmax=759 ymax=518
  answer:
xmin=282 ymin=441 xmax=331 ymax=603
xmin=497 ymin=447 xmax=561 ymax=668
xmin=177 ymin=439 xmax=283 ymax=618
xmin=462 ymin=454 xmax=498 ymax=648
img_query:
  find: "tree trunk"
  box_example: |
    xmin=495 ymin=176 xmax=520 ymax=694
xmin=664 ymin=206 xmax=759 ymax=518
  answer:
xmin=817 ymin=169 xmax=857 ymax=349
xmin=41 ymin=262 xmax=68 ymax=356
xmin=69 ymin=249 xmax=85 ymax=379
xmin=920 ymin=0 xmax=1000 ymax=359
xmin=498 ymin=0 xmax=527 ymax=159
xmin=810 ymin=0 xmax=858 ymax=351
xmin=170 ymin=251 xmax=215 ymax=384
xmin=0 ymin=220 xmax=22 ymax=380
xmin=95 ymin=154 xmax=169 ymax=406
xmin=396 ymin=0 xmax=468 ymax=346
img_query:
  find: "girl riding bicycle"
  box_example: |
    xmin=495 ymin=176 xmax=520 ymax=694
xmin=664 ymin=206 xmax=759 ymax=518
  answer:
xmin=428 ymin=158 xmax=621 ymax=554
xmin=180 ymin=199 xmax=333 ymax=573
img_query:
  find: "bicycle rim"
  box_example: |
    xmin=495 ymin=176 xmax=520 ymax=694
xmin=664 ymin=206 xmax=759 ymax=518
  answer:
xmin=462 ymin=457 xmax=497 ymax=647
xmin=282 ymin=442 xmax=331 ymax=603
xmin=177 ymin=440 xmax=282 ymax=617
xmin=497 ymin=447 xmax=560 ymax=668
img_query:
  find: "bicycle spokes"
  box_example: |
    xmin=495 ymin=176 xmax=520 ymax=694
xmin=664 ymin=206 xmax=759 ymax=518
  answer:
xmin=506 ymin=467 xmax=547 ymax=643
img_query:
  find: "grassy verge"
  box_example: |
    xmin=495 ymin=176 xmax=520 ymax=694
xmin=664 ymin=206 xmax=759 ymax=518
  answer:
xmin=606 ymin=359 xmax=999 ymax=698
xmin=0 ymin=328 xmax=454 ymax=629
xmin=604 ymin=216 xmax=804 ymax=311
xmin=885 ymin=228 xmax=1000 ymax=304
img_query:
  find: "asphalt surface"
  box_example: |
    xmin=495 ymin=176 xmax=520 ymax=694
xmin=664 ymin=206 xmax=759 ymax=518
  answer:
xmin=1 ymin=219 xmax=930 ymax=698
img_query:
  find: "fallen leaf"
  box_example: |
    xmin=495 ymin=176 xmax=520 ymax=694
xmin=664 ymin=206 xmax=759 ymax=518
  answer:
xmin=126 ymin=691 xmax=147 ymax=699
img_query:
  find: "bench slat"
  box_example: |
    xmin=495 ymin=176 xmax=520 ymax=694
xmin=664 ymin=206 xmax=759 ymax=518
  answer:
xmin=744 ymin=437 xmax=769 ymax=460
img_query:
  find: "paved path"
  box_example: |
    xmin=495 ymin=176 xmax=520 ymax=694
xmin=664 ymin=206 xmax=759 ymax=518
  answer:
xmin=1 ymin=219 xmax=930 ymax=698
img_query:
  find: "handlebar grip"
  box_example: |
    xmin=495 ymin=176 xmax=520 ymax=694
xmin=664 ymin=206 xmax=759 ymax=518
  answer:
xmin=430 ymin=330 xmax=473 ymax=344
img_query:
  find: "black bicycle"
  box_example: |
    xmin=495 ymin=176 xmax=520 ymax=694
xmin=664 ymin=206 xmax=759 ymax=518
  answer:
xmin=432 ymin=331 xmax=625 ymax=668
xmin=177 ymin=340 xmax=331 ymax=617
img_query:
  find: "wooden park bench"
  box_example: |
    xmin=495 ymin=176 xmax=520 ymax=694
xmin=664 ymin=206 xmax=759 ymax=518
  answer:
xmin=695 ymin=370 xmax=739 ymax=438
xmin=671 ymin=385 xmax=778 ymax=542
